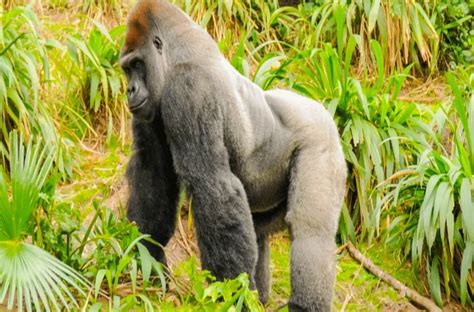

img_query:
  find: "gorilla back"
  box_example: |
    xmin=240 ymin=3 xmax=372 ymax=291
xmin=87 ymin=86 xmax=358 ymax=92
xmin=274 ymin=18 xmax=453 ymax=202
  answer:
xmin=121 ymin=1 xmax=347 ymax=310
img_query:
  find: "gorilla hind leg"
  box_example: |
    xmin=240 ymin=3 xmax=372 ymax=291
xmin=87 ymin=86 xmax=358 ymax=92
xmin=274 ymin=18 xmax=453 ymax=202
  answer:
xmin=252 ymin=202 xmax=288 ymax=304
xmin=286 ymin=143 xmax=346 ymax=311
xmin=255 ymin=233 xmax=270 ymax=304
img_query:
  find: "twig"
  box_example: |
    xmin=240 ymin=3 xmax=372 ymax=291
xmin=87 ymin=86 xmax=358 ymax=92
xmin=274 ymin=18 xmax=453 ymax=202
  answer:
xmin=345 ymin=242 xmax=442 ymax=312
xmin=177 ymin=217 xmax=195 ymax=256
xmin=380 ymin=169 xmax=417 ymax=184
xmin=340 ymin=292 xmax=352 ymax=311
xmin=397 ymin=96 xmax=439 ymax=103
xmin=336 ymin=242 xmax=348 ymax=254
xmin=275 ymin=302 xmax=288 ymax=311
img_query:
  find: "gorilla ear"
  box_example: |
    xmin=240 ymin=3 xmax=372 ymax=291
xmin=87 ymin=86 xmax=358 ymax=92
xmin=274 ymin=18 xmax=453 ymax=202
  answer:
xmin=153 ymin=36 xmax=163 ymax=54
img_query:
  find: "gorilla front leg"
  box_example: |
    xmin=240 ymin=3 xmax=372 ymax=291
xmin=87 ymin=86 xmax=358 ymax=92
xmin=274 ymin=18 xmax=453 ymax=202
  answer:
xmin=127 ymin=118 xmax=179 ymax=264
xmin=166 ymin=127 xmax=259 ymax=282
xmin=161 ymin=66 xmax=258 ymax=283
xmin=190 ymin=175 xmax=258 ymax=282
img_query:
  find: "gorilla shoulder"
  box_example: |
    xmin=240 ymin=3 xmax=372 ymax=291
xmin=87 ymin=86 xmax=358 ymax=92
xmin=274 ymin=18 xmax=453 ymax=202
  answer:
xmin=162 ymin=62 xmax=235 ymax=113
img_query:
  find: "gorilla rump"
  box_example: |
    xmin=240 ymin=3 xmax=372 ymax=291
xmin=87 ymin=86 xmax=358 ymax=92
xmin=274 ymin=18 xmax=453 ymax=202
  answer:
xmin=120 ymin=0 xmax=347 ymax=310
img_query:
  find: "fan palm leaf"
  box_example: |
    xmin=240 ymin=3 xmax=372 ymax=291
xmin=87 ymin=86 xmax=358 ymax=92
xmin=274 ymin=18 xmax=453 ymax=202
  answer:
xmin=0 ymin=241 xmax=89 ymax=311
xmin=0 ymin=132 xmax=89 ymax=311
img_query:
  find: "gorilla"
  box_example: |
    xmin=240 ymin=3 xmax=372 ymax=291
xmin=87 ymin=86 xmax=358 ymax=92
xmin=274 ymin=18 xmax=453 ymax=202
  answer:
xmin=121 ymin=0 xmax=347 ymax=310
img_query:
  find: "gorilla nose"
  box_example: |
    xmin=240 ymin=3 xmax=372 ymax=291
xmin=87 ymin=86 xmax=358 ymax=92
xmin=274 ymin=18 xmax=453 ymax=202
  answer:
xmin=128 ymin=84 xmax=139 ymax=97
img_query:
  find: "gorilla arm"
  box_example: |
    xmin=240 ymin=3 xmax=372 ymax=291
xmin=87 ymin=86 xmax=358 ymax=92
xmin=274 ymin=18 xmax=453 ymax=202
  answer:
xmin=127 ymin=114 xmax=179 ymax=265
xmin=160 ymin=63 xmax=258 ymax=282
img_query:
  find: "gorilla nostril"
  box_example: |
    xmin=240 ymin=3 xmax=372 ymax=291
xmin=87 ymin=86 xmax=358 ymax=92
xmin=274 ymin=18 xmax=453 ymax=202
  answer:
xmin=128 ymin=85 xmax=138 ymax=96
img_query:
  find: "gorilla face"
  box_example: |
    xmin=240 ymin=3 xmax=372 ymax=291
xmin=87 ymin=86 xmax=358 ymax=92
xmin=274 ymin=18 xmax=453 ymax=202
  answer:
xmin=120 ymin=26 xmax=167 ymax=121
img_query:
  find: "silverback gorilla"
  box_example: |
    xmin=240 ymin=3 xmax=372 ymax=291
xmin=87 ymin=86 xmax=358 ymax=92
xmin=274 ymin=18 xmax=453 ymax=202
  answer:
xmin=121 ymin=0 xmax=347 ymax=310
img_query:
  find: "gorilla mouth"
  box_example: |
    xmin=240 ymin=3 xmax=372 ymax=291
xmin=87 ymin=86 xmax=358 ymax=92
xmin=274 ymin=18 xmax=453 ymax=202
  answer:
xmin=130 ymin=98 xmax=148 ymax=112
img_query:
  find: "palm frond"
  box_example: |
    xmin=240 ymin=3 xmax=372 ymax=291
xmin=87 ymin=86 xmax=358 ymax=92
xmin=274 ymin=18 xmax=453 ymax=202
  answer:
xmin=0 ymin=132 xmax=90 ymax=310
xmin=0 ymin=241 xmax=89 ymax=311
xmin=0 ymin=131 xmax=54 ymax=241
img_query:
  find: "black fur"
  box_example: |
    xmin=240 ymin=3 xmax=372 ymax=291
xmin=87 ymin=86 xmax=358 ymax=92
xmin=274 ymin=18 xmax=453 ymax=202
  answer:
xmin=126 ymin=113 xmax=178 ymax=264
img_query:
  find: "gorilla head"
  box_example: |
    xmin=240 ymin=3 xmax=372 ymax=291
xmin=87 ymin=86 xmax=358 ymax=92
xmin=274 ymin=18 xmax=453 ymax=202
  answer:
xmin=120 ymin=0 xmax=220 ymax=121
xmin=119 ymin=2 xmax=169 ymax=121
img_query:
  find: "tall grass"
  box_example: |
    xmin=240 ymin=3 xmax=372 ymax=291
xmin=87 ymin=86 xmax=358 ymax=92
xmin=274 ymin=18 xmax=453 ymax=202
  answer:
xmin=0 ymin=5 xmax=75 ymax=177
xmin=66 ymin=22 xmax=128 ymax=144
xmin=383 ymin=72 xmax=474 ymax=306
xmin=174 ymin=0 xmax=440 ymax=75
xmin=0 ymin=6 xmax=52 ymax=153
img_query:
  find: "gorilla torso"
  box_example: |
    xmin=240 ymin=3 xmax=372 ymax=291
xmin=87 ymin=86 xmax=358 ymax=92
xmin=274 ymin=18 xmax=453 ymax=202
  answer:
xmin=156 ymin=58 xmax=337 ymax=214
xmin=207 ymin=60 xmax=335 ymax=214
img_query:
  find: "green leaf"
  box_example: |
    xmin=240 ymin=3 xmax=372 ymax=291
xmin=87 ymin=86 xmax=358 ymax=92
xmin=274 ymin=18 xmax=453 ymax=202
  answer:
xmin=460 ymin=178 xmax=474 ymax=240
xmin=395 ymin=102 xmax=416 ymax=124
xmin=368 ymin=0 xmax=381 ymax=33
xmin=335 ymin=4 xmax=345 ymax=58
xmin=344 ymin=35 xmax=356 ymax=77
xmin=420 ymin=175 xmax=442 ymax=250
xmin=89 ymin=303 xmax=103 ymax=312
xmin=252 ymin=54 xmax=285 ymax=89
xmin=131 ymin=259 xmax=137 ymax=293
xmin=353 ymin=80 xmax=370 ymax=120
xmin=137 ymin=243 xmax=152 ymax=289
xmin=90 ymin=73 xmax=99 ymax=111
xmin=460 ymin=243 xmax=473 ymax=305
xmin=0 ymin=241 xmax=89 ymax=311
xmin=435 ymin=182 xmax=448 ymax=244
xmin=94 ymin=269 xmax=107 ymax=300
xmin=370 ymin=39 xmax=384 ymax=89
xmin=92 ymin=20 xmax=113 ymax=43
xmin=428 ymin=258 xmax=443 ymax=307
xmin=152 ymin=261 xmax=167 ymax=296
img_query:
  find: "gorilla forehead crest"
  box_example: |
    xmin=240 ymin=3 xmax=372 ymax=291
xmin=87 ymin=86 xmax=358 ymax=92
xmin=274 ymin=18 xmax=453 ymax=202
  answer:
xmin=123 ymin=0 xmax=160 ymax=52
xmin=123 ymin=0 xmax=191 ymax=53
xmin=123 ymin=0 xmax=216 ymax=60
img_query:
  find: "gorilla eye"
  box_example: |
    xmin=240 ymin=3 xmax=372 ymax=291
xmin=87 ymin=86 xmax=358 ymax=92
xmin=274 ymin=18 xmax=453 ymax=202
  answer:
xmin=153 ymin=36 xmax=163 ymax=53
xmin=132 ymin=60 xmax=143 ymax=70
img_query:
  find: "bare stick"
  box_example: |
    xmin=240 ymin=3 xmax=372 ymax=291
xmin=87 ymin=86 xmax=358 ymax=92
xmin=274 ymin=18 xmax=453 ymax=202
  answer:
xmin=345 ymin=241 xmax=442 ymax=312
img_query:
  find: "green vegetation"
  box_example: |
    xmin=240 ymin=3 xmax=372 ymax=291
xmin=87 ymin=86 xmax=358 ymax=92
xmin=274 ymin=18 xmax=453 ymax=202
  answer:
xmin=0 ymin=0 xmax=473 ymax=310
xmin=0 ymin=132 xmax=87 ymax=311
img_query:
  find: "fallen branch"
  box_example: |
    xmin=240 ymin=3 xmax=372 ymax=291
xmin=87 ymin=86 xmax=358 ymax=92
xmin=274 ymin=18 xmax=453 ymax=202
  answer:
xmin=345 ymin=241 xmax=442 ymax=312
